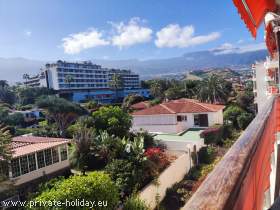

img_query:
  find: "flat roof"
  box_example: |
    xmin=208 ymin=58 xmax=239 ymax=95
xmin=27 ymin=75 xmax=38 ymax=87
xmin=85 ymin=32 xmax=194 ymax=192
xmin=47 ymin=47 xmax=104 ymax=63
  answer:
xmin=154 ymin=128 xmax=204 ymax=142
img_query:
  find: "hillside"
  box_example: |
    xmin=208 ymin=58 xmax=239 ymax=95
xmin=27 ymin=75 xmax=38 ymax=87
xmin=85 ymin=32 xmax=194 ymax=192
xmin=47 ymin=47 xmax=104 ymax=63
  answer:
xmin=0 ymin=49 xmax=267 ymax=83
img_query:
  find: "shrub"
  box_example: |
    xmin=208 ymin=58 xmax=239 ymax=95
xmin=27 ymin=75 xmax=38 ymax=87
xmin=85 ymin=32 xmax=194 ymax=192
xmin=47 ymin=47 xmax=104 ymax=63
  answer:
xmin=237 ymin=112 xmax=254 ymax=130
xmin=198 ymin=146 xmax=216 ymax=164
xmin=105 ymin=158 xmax=157 ymax=196
xmin=123 ymin=195 xmax=149 ymax=210
xmin=27 ymin=172 xmax=119 ymax=210
xmin=200 ymin=124 xmax=223 ymax=145
xmin=223 ymin=105 xmax=245 ymax=129
xmin=144 ymin=147 xmax=170 ymax=172
xmin=161 ymin=182 xmax=192 ymax=210
xmin=105 ymin=159 xmax=140 ymax=195
xmin=186 ymin=166 xmax=201 ymax=181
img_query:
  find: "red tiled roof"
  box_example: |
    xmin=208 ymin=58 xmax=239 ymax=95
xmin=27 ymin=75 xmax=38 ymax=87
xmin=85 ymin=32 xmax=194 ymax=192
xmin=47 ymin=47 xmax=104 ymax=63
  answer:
xmin=131 ymin=101 xmax=150 ymax=110
xmin=132 ymin=99 xmax=225 ymax=116
xmin=11 ymin=136 xmax=69 ymax=158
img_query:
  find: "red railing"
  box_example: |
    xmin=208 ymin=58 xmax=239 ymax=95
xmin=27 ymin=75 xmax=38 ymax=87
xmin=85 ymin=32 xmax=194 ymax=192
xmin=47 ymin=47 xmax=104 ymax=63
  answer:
xmin=182 ymin=95 xmax=280 ymax=210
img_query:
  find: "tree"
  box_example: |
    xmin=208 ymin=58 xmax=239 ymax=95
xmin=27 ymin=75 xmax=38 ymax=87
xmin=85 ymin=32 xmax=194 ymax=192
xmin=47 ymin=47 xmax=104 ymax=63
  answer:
xmin=64 ymin=75 xmax=74 ymax=89
xmin=17 ymin=87 xmax=56 ymax=105
xmin=0 ymin=80 xmax=8 ymax=89
xmin=109 ymin=74 xmax=124 ymax=102
xmin=237 ymin=112 xmax=254 ymax=130
xmin=198 ymin=74 xmax=227 ymax=104
xmin=223 ymin=105 xmax=245 ymax=129
xmin=92 ymin=106 xmax=132 ymax=137
xmin=0 ymin=123 xmax=12 ymax=182
xmin=70 ymin=127 xmax=95 ymax=170
xmin=236 ymin=91 xmax=255 ymax=113
xmin=28 ymin=172 xmax=119 ymax=210
xmin=150 ymin=80 xmax=164 ymax=99
xmin=6 ymin=113 xmax=25 ymax=127
xmin=164 ymin=87 xmax=183 ymax=100
xmin=183 ymin=80 xmax=199 ymax=99
xmin=37 ymin=96 xmax=87 ymax=137
xmin=0 ymin=87 xmax=16 ymax=105
xmin=122 ymin=94 xmax=145 ymax=111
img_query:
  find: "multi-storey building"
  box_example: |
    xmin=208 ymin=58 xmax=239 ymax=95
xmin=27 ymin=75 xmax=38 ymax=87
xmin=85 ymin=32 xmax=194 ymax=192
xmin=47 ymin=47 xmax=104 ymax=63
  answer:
xmin=23 ymin=60 xmax=150 ymax=103
xmin=108 ymin=69 xmax=140 ymax=89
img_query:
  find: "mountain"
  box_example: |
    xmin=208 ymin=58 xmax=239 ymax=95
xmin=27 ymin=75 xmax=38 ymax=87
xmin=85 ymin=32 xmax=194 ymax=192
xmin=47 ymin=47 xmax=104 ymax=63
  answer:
xmin=0 ymin=49 xmax=267 ymax=83
xmin=0 ymin=57 xmax=45 ymax=84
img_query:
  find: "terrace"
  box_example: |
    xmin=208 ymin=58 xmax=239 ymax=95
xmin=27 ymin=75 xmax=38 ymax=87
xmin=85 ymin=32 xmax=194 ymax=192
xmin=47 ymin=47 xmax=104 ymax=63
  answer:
xmin=154 ymin=128 xmax=205 ymax=152
xmin=181 ymin=0 xmax=280 ymax=209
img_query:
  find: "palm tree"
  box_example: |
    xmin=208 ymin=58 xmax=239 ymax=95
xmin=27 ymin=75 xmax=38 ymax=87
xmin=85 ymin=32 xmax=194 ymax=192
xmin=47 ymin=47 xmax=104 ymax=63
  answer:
xmin=0 ymin=123 xmax=12 ymax=182
xmin=0 ymin=80 xmax=8 ymax=89
xmin=198 ymin=74 xmax=227 ymax=104
xmin=70 ymin=127 xmax=95 ymax=170
xmin=150 ymin=80 xmax=163 ymax=99
xmin=65 ymin=75 xmax=74 ymax=89
xmin=109 ymin=74 xmax=124 ymax=102
xmin=23 ymin=74 xmax=29 ymax=86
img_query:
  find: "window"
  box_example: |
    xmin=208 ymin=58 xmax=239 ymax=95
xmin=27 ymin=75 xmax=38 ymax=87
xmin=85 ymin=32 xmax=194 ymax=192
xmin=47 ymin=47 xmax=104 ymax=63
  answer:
xmin=177 ymin=115 xmax=187 ymax=122
xmin=194 ymin=114 xmax=209 ymax=127
xmin=37 ymin=151 xmax=45 ymax=169
xmin=20 ymin=156 xmax=29 ymax=175
xmin=11 ymin=158 xmax=21 ymax=178
xmin=44 ymin=149 xmax=52 ymax=166
xmin=28 ymin=153 xmax=37 ymax=171
xmin=52 ymin=148 xmax=59 ymax=163
xmin=60 ymin=145 xmax=68 ymax=161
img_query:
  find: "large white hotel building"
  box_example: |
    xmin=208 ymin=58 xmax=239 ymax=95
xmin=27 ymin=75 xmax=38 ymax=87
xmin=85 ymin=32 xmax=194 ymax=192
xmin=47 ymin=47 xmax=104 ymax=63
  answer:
xmin=23 ymin=60 xmax=150 ymax=103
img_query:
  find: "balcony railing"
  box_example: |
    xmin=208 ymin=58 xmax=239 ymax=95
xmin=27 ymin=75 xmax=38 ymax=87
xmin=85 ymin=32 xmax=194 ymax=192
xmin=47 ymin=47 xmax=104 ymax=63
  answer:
xmin=182 ymin=95 xmax=280 ymax=210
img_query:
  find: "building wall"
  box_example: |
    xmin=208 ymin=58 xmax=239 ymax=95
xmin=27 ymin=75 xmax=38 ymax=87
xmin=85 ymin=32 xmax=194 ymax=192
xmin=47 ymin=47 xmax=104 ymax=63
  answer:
xmin=254 ymin=62 xmax=269 ymax=111
xmin=139 ymin=152 xmax=193 ymax=209
xmin=132 ymin=111 xmax=223 ymax=133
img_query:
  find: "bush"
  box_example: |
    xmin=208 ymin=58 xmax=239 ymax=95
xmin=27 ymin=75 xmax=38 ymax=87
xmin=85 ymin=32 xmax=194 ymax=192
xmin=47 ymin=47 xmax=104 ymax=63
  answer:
xmin=27 ymin=172 xmax=119 ymax=210
xmin=200 ymin=124 xmax=223 ymax=145
xmin=237 ymin=112 xmax=254 ymax=130
xmin=92 ymin=106 xmax=132 ymax=137
xmin=123 ymin=195 xmax=149 ymax=210
xmin=144 ymin=147 xmax=170 ymax=172
xmin=186 ymin=166 xmax=201 ymax=181
xmin=198 ymin=146 xmax=216 ymax=164
xmin=161 ymin=182 xmax=192 ymax=210
xmin=223 ymin=105 xmax=245 ymax=129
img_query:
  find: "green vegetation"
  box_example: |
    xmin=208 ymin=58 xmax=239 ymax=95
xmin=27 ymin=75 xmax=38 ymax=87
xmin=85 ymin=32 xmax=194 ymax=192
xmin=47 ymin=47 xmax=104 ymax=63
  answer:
xmin=0 ymin=123 xmax=12 ymax=182
xmin=92 ymin=106 xmax=132 ymax=137
xmin=28 ymin=172 xmax=119 ymax=210
xmin=37 ymin=96 xmax=87 ymax=136
xmin=123 ymin=195 xmax=149 ymax=210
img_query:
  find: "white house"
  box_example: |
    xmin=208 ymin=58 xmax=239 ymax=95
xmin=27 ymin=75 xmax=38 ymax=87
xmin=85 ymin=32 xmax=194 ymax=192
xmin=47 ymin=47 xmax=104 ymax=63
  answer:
xmin=132 ymin=99 xmax=224 ymax=134
xmin=7 ymin=136 xmax=70 ymax=186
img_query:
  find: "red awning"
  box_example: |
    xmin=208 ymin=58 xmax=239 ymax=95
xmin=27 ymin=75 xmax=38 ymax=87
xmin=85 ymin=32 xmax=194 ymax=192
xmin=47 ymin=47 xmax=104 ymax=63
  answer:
xmin=233 ymin=0 xmax=276 ymax=38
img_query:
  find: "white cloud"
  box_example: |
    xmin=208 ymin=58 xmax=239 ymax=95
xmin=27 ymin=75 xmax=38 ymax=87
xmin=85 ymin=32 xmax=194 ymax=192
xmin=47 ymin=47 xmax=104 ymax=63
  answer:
xmin=24 ymin=30 xmax=32 ymax=37
xmin=155 ymin=24 xmax=220 ymax=48
xmin=62 ymin=29 xmax=110 ymax=54
xmin=237 ymin=39 xmax=244 ymax=44
xmin=111 ymin=17 xmax=153 ymax=49
xmin=214 ymin=42 xmax=266 ymax=55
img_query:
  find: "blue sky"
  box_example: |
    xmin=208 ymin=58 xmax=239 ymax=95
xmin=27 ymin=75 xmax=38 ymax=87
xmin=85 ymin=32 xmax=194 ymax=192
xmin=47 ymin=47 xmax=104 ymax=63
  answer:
xmin=0 ymin=0 xmax=266 ymax=61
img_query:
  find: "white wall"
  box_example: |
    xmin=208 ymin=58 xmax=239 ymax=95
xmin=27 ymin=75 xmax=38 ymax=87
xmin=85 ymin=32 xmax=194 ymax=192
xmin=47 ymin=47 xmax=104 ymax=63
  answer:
xmin=132 ymin=124 xmax=178 ymax=133
xmin=139 ymin=152 xmax=192 ymax=209
xmin=162 ymin=140 xmax=204 ymax=152
xmin=132 ymin=111 xmax=223 ymax=134
xmin=255 ymin=62 xmax=269 ymax=111
xmin=133 ymin=114 xmax=177 ymax=126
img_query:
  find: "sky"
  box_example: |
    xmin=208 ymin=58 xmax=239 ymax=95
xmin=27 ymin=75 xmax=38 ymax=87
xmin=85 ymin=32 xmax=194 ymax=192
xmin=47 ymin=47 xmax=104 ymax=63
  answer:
xmin=0 ymin=0 xmax=266 ymax=61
